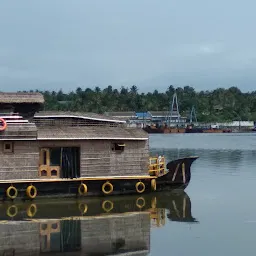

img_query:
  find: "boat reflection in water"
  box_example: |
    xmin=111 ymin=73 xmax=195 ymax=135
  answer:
xmin=0 ymin=191 xmax=197 ymax=255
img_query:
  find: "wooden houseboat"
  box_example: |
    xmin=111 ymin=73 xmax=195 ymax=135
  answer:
xmin=0 ymin=92 xmax=198 ymax=201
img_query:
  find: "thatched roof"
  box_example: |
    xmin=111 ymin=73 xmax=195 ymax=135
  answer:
xmin=34 ymin=111 xmax=126 ymax=123
xmin=37 ymin=126 xmax=148 ymax=140
xmin=0 ymin=92 xmax=44 ymax=104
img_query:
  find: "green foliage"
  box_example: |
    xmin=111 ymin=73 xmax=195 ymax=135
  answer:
xmin=31 ymin=85 xmax=256 ymax=122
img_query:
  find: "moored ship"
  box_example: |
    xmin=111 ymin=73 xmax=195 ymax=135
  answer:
xmin=0 ymin=92 xmax=198 ymax=201
xmin=143 ymin=124 xmax=185 ymax=134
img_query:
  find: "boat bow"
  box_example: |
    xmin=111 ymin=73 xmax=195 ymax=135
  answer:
xmin=156 ymin=156 xmax=199 ymax=190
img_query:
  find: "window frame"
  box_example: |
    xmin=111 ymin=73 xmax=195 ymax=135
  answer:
xmin=3 ymin=141 xmax=14 ymax=154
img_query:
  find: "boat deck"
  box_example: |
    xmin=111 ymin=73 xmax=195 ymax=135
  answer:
xmin=0 ymin=175 xmax=156 ymax=184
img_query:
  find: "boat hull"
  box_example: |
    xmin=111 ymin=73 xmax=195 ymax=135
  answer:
xmin=0 ymin=156 xmax=198 ymax=201
xmin=185 ymin=128 xmax=204 ymax=133
xmin=186 ymin=128 xmax=231 ymax=133
xmin=143 ymin=126 xmax=186 ymax=134
xmin=202 ymin=129 xmax=223 ymax=133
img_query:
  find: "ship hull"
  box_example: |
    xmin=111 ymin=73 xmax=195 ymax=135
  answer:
xmin=202 ymin=129 xmax=223 ymax=133
xmin=0 ymin=156 xmax=198 ymax=201
xmin=186 ymin=128 xmax=231 ymax=133
xmin=185 ymin=127 xmax=204 ymax=133
xmin=143 ymin=127 xmax=185 ymax=134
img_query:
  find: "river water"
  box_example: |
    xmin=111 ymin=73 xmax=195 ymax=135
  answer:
xmin=150 ymin=133 xmax=256 ymax=256
xmin=0 ymin=133 xmax=255 ymax=255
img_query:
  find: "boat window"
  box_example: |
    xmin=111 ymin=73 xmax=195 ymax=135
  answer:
xmin=3 ymin=142 xmax=13 ymax=153
xmin=41 ymin=170 xmax=47 ymax=176
xmin=112 ymin=143 xmax=125 ymax=152
xmin=51 ymin=169 xmax=58 ymax=177
xmin=50 ymin=148 xmax=61 ymax=166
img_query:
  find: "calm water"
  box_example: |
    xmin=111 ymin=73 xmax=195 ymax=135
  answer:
xmin=0 ymin=133 xmax=256 ymax=255
xmin=150 ymin=133 xmax=256 ymax=256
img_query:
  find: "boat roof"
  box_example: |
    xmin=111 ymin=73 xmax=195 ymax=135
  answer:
xmin=149 ymin=110 xmax=182 ymax=118
xmin=34 ymin=111 xmax=126 ymax=124
xmin=0 ymin=92 xmax=44 ymax=104
xmin=37 ymin=126 xmax=148 ymax=140
xmin=136 ymin=112 xmax=151 ymax=118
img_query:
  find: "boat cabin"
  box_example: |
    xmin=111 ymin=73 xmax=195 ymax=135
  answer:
xmin=0 ymin=92 xmax=150 ymax=181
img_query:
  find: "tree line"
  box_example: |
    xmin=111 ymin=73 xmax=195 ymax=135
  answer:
xmin=25 ymin=85 xmax=256 ymax=122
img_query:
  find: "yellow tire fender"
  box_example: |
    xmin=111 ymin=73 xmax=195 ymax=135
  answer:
xmin=135 ymin=181 xmax=145 ymax=194
xmin=102 ymin=181 xmax=114 ymax=195
xmin=78 ymin=183 xmax=88 ymax=195
xmin=26 ymin=185 xmax=37 ymax=199
xmin=151 ymin=179 xmax=156 ymax=191
xmin=6 ymin=186 xmax=18 ymax=200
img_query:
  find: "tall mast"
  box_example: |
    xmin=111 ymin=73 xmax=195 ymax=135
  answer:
xmin=168 ymin=92 xmax=180 ymax=126
xmin=190 ymin=105 xmax=197 ymax=123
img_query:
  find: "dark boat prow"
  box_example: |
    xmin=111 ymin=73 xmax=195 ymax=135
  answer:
xmin=156 ymin=156 xmax=199 ymax=190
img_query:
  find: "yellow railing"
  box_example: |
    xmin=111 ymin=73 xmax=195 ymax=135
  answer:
xmin=148 ymin=156 xmax=166 ymax=177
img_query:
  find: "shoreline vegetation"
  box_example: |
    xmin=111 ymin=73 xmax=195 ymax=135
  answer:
xmin=20 ymin=85 xmax=256 ymax=122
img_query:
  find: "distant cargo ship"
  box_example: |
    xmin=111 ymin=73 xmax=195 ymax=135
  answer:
xmin=143 ymin=124 xmax=231 ymax=134
xmin=142 ymin=94 xmax=231 ymax=134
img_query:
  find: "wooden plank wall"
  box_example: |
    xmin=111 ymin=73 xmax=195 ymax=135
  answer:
xmin=80 ymin=213 xmax=150 ymax=254
xmin=81 ymin=140 xmax=149 ymax=177
xmin=0 ymin=138 xmax=149 ymax=180
xmin=0 ymin=141 xmax=39 ymax=180
xmin=39 ymin=139 xmax=149 ymax=177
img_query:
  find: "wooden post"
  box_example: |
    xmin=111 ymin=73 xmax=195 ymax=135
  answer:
xmin=172 ymin=163 xmax=180 ymax=181
xmin=182 ymin=163 xmax=186 ymax=183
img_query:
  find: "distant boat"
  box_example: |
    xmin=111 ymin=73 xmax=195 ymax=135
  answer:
xmin=185 ymin=106 xmax=231 ymax=133
xmin=185 ymin=124 xmax=231 ymax=133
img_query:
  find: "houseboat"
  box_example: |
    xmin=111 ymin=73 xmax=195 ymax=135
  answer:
xmin=0 ymin=92 xmax=198 ymax=201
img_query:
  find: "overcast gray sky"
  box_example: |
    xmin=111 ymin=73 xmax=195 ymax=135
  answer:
xmin=0 ymin=0 xmax=255 ymax=92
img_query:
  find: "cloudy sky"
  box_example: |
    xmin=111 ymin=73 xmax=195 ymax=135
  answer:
xmin=0 ymin=0 xmax=255 ymax=92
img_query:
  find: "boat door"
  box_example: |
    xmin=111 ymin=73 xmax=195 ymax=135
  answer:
xmin=39 ymin=148 xmax=60 ymax=178
xmin=39 ymin=147 xmax=80 ymax=179
xmin=60 ymin=147 xmax=80 ymax=179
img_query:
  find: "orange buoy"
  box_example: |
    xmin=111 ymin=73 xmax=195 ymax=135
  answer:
xmin=0 ymin=118 xmax=7 ymax=131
